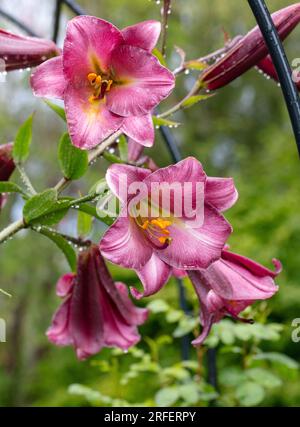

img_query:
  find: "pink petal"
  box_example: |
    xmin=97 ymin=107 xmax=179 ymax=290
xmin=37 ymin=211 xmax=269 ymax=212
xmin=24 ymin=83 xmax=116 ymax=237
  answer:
xmin=158 ymin=204 xmax=232 ymax=269
xmin=56 ymin=273 xmax=75 ymax=297
xmin=222 ymin=249 xmax=282 ymax=278
xmin=144 ymin=157 xmax=206 ymax=219
xmin=122 ymin=20 xmax=161 ymax=51
xmin=30 ymin=56 xmax=66 ymax=99
xmin=204 ymin=257 xmax=279 ymax=301
xmin=122 ymin=113 xmax=154 ymax=147
xmin=46 ymin=299 xmax=72 ymax=346
xmin=205 ymin=177 xmax=238 ymax=212
xmin=144 ymin=156 xmax=206 ymax=187
xmin=64 ymin=83 xmax=123 ymax=149
xmin=115 ymin=282 xmax=149 ymax=324
xmin=128 ymin=139 xmax=145 ymax=162
xmin=69 ymin=249 xmax=104 ymax=360
xmin=106 ymin=163 xmax=151 ymax=203
xmin=63 ymin=16 xmax=123 ymax=81
xmin=107 ymin=45 xmax=175 ymax=116
xmin=131 ymin=254 xmax=171 ymax=299
xmin=102 ymin=302 xmax=141 ymax=350
xmin=100 ymin=209 xmax=153 ymax=269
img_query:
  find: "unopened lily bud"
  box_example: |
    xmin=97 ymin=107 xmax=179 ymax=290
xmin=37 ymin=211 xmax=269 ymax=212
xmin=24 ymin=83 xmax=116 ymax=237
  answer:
xmin=201 ymin=3 xmax=300 ymax=90
xmin=0 ymin=29 xmax=59 ymax=72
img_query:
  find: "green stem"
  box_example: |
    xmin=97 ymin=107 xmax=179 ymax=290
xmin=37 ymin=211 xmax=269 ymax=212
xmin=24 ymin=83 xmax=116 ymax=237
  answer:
xmin=0 ymin=130 xmax=122 ymax=244
xmin=158 ymin=80 xmax=201 ymax=118
xmin=0 ymin=218 xmax=25 ymax=244
xmin=17 ymin=165 xmax=37 ymax=195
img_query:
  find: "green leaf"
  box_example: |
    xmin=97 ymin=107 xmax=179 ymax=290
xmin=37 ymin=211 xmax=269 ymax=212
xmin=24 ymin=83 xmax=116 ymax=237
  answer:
xmin=153 ymin=116 xmax=180 ymax=128
xmin=103 ymin=151 xmax=124 ymax=164
xmin=147 ymin=299 xmax=170 ymax=313
xmin=38 ymin=227 xmax=77 ymax=272
xmin=178 ymin=383 xmax=199 ymax=405
xmin=13 ymin=114 xmax=33 ymax=164
xmin=44 ymin=100 xmax=66 ymax=121
xmin=235 ymin=381 xmax=265 ymax=406
xmin=23 ymin=189 xmax=58 ymax=224
xmin=118 ymin=134 xmax=128 ymax=161
xmin=182 ymin=94 xmax=214 ymax=109
xmin=246 ymin=368 xmax=282 ymax=389
xmin=77 ymin=209 xmax=93 ymax=238
xmin=173 ymin=317 xmax=198 ymax=338
xmin=58 ymin=133 xmax=88 ymax=180
xmin=184 ymin=59 xmax=208 ymax=71
xmin=152 ymin=48 xmax=167 ymax=67
xmin=155 ymin=387 xmax=179 ymax=407
xmin=0 ymin=181 xmax=24 ymax=194
xmin=252 ymin=352 xmax=299 ymax=369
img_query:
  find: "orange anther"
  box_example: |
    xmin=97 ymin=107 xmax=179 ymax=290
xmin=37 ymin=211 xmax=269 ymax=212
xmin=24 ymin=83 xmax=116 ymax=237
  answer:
xmin=87 ymin=73 xmax=97 ymax=85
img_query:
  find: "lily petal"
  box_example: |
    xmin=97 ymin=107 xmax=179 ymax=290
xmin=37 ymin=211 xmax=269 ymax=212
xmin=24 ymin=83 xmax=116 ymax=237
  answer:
xmin=64 ymin=83 xmax=123 ymax=149
xmin=131 ymin=254 xmax=171 ymax=299
xmin=122 ymin=113 xmax=154 ymax=147
xmin=100 ymin=210 xmax=153 ymax=269
xmin=205 ymin=176 xmax=238 ymax=212
xmin=122 ymin=20 xmax=161 ymax=51
xmin=56 ymin=273 xmax=75 ymax=298
xmin=106 ymin=163 xmax=151 ymax=203
xmin=107 ymin=45 xmax=175 ymax=116
xmin=158 ymin=204 xmax=232 ymax=269
xmin=63 ymin=16 xmax=123 ymax=81
xmin=30 ymin=56 xmax=66 ymax=99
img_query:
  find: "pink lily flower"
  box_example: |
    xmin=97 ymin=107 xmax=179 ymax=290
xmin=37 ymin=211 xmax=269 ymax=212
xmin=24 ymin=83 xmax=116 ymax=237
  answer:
xmin=100 ymin=157 xmax=238 ymax=299
xmin=47 ymin=245 xmax=148 ymax=360
xmin=30 ymin=17 xmax=174 ymax=149
xmin=0 ymin=143 xmax=15 ymax=210
xmin=188 ymin=248 xmax=282 ymax=346
xmin=200 ymin=3 xmax=300 ymax=90
xmin=0 ymin=29 xmax=59 ymax=72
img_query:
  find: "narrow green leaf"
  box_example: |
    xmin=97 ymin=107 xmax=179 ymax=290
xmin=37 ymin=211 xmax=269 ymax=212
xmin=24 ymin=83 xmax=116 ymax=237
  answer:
xmin=0 ymin=181 xmax=24 ymax=194
xmin=44 ymin=100 xmax=66 ymax=121
xmin=118 ymin=134 xmax=128 ymax=161
xmin=182 ymin=94 xmax=214 ymax=109
xmin=103 ymin=151 xmax=124 ymax=164
xmin=185 ymin=59 xmax=208 ymax=71
xmin=58 ymin=133 xmax=88 ymax=180
xmin=13 ymin=114 xmax=33 ymax=164
xmin=23 ymin=189 xmax=58 ymax=224
xmin=38 ymin=227 xmax=77 ymax=272
xmin=152 ymin=116 xmax=181 ymax=128
xmin=152 ymin=48 xmax=167 ymax=66
xmin=77 ymin=209 xmax=93 ymax=238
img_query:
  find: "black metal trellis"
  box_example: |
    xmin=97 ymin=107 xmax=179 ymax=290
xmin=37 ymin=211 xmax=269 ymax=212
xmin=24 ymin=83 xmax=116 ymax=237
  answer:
xmin=1 ymin=0 xmax=300 ymax=390
xmin=248 ymin=0 xmax=300 ymax=156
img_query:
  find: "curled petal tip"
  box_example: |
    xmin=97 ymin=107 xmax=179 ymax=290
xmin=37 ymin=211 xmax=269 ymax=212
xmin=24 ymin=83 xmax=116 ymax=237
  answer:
xmin=272 ymin=258 xmax=283 ymax=276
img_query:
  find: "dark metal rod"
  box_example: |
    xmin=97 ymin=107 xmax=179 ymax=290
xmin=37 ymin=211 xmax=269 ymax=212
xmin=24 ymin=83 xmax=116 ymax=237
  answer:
xmin=52 ymin=0 xmax=62 ymax=42
xmin=248 ymin=0 xmax=300 ymax=156
xmin=207 ymin=348 xmax=218 ymax=389
xmin=62 ymin=0 xmax=86 ymax=16
xmin=0 ymin=8 xmax=38 ymax=37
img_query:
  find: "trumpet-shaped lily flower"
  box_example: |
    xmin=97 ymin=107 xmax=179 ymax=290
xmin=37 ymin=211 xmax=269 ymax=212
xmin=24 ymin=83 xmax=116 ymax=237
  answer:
xmin=47 ymin=245 xmax=148 ymax=360
xmin=188 ymin=249 xmax=281 ymax=346
xmin=0 ymin=143 xmax=15 ymax=210
xmin=31 ymin=16 xmax=174 ymax=149
xmin=201 ymin=3 xmax=300 ymax=90
xmin=0 ymin=29 xmax=59 ymax=72
xmin=100 ymin=157 xmax=237 ymax=299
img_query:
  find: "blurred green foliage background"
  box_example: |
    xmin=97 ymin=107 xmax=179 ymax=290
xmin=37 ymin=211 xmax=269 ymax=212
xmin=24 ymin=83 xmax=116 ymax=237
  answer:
xmin=0 ymin=0 xmax=300 ymax=407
